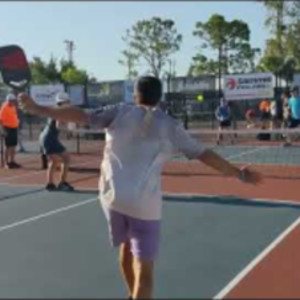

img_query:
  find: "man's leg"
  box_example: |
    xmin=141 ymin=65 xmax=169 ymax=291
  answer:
xmin=217 ymin=125 xmax=223 ymax=145
xmin=129 ymin=219 xmax=160 ymax=299
xmin=10 ymin=146 xmax=16 ymax=163
xmin=132 ymin=257 xmax=154 ymax=299
xmin=47 ymin=154 xmax=61 ymax=185
xmin=4 ymin=130 xmax=13 ymax=165
xmin=59 ymin=151 xmax=70 ymax=183
xmin=101 ymin=208 xmax=130 ymax=298
xmin=6 ymin=146 xmax=15 ymax=164
xmin=8 ymin=129 xmax=20 ymax=167
xmin=4 ymin=146 xmax=9 ymax=166
xmin=119 ymin=241 xmax=135 ymax=298
xmin=284 ymin=118 xmax=296 ymax=146
xmin=57 ymin=151 xmax=74 ymax=191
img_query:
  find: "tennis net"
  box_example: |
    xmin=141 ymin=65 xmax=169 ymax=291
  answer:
xmin=2 ymin=127 xmax=300 ymax=180
xmin=64 ymin=127 xmax=300 ymax=180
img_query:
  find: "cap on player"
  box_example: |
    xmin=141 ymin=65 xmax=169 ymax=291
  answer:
xmin=6 ymin=93 xmax=17 ymax=102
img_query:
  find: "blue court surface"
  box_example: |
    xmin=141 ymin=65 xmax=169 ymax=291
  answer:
xmin=174 ymin=144 xmax=300 ymax=166
xmin=0 ymin=184 xmax=299 ymax=298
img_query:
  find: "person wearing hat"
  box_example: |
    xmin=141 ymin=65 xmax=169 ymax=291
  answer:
xmin=39 ymin=92 xmax=74 ymax=191
xmin=0 ymin=93 xmax=21 ymax=169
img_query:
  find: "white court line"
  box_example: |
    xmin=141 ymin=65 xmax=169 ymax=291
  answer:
xmin=0 ymin=197 xmax=97 ymax=233
xmin=173 ymin=145 xmax=270 ymax=164
xmin=0 ymin=182 xmax=98 ymax=189
xmin=163 ymin=192 xmax=300 ymax=208
xmin=0 ymin=186 xmax=299 ymax=299
xmin=1 ymin=183 xmax=299 ymax=208
xmin=225 ymin=146 xmax=270 ymax=161
xmin=0 ymin=157 xmax=100 ymax=183
xmin=213 ymin=214 xmax=300 ymax=299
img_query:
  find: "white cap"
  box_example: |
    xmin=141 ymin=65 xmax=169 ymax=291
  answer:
xmin=55 ymin=92 xmax=71 ymax=104
xmin=6 ymin=93 xmax=17 ymax=102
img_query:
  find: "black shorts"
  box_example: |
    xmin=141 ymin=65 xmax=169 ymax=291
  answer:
xmin=260 ymin=111 xmax=271 ymax=121
xmin=288 ymin=118 xmax=300 ymax=128
xmin=271 ymin=115 xmax=278 ymax=121
xmin=277 ymin=112 xmax=283 ymax=121
xmin=219 ymin=120 xmax=231 ymax=128
xmin=39 ymin=131 xmax=66 ymax=156
xmin=40 ymin=139 xmax=66 ymax=156
xmin=3 ymin=127 xmax=18 ymax=147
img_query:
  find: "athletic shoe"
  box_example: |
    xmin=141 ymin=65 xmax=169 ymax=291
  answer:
xmin=10 ymin=162 xmax=21 ymax=168
xmin=46 ymin=183 xmax=57 ymax=191
xmin=58 ymin=182 xmax=74 ymax=192
xmin=5 ymin=163 xmax=12 ymax=169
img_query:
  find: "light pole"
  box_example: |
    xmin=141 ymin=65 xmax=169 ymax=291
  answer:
xmin=64 ymin=40 xmax=75 ymax=64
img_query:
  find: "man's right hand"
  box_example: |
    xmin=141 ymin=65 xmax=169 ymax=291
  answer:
xmin=18 ymin=93 xmax=39 ymax=114
xmin=238 ymin=166 xmax=263 ymax=185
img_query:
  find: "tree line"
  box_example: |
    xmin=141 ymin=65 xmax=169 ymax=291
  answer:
xmin=119 ymin=1 xmax=300 ymax=89
xmin=10 ymin=1 xmax=300 ymax=86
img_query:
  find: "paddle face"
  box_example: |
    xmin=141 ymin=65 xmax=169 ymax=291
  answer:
xmin=0 ymin=45 xmax=31 ymax=91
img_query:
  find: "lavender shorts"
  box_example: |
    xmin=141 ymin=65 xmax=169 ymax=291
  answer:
xmin=102 ymin=207 xmax=161 ymax=261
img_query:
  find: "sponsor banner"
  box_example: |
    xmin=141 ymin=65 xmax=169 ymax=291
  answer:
xmin=67 ymin=84 xmax=85 ymax=105
xmin=170 ymin=76 xmax=215 ymax=92
xmin=223 ymin=73 xmax=274 ymax=100
xmin=30 ymin=84 xmax=64 ymax=106
xmin=124 ymin=80 xmax=134 ymax=103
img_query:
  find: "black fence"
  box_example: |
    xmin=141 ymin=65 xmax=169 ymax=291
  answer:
xmin=164 ymin=87 xmax=288 ymax=129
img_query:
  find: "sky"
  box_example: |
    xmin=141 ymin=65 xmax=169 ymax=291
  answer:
xmin=0 ymin=1 xmax=270 ymax=81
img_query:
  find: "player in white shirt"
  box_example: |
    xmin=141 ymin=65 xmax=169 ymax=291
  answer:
xmin=18 ymin=76 xmax=261 ymax=299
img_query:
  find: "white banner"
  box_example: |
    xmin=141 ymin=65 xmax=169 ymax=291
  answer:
xmin=67 ymin=85 xmax=85 ymax=105
xmin=124 ymin=80 xmax=134 ymax=103
xmin=30 ymin=84 xmax=64 ymax=106
xmin=171 ymin=76 xmax=215 ymax=92
xmin=223 ymin=73 xmax=274 ymax=100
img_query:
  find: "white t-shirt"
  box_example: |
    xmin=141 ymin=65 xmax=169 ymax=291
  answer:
xmin=270 ymin=101 xmax=277 ymax=117
xmin=88 ymin=104 xmax=205 ymax=220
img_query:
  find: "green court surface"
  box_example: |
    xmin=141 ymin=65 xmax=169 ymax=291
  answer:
xmin=0 ymin=186 xmax=299 ymax=298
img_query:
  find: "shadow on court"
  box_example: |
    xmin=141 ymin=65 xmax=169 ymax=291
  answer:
xmin=0 ymin=185 xmax=98 ymax=202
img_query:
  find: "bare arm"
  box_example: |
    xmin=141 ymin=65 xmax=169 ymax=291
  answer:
xmin=170 ymin=123 xmax=262 ymax=184
xmin=198 ymin=149 xmax=262 ymax=184
xmin=36 ymin=106 xmax=88 ymax=124
xmin=18 ymin=93 xmax=88 ymax=124
xmin=199 ymin=149 xmax=240 ymax=177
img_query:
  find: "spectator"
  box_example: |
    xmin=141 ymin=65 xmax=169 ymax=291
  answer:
xmin=245 ymin=109 xmax=257 ymax=129
xmin=259 ymin=99 xmax=271 ymax=129
xmin=284 ymin=86 xmax=300 ymax=146
xmin=39 ymin=92 xmax=74 ymax=191
xmin=215 ymin=97 xmax=234 ymax=144
xmin=270 ymin=99 xmax=278 ymax=130
xmin=282 ymin=90 xmax=291 ymax=129
xmin=0 ymin=93 xmax=21 ymax=169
